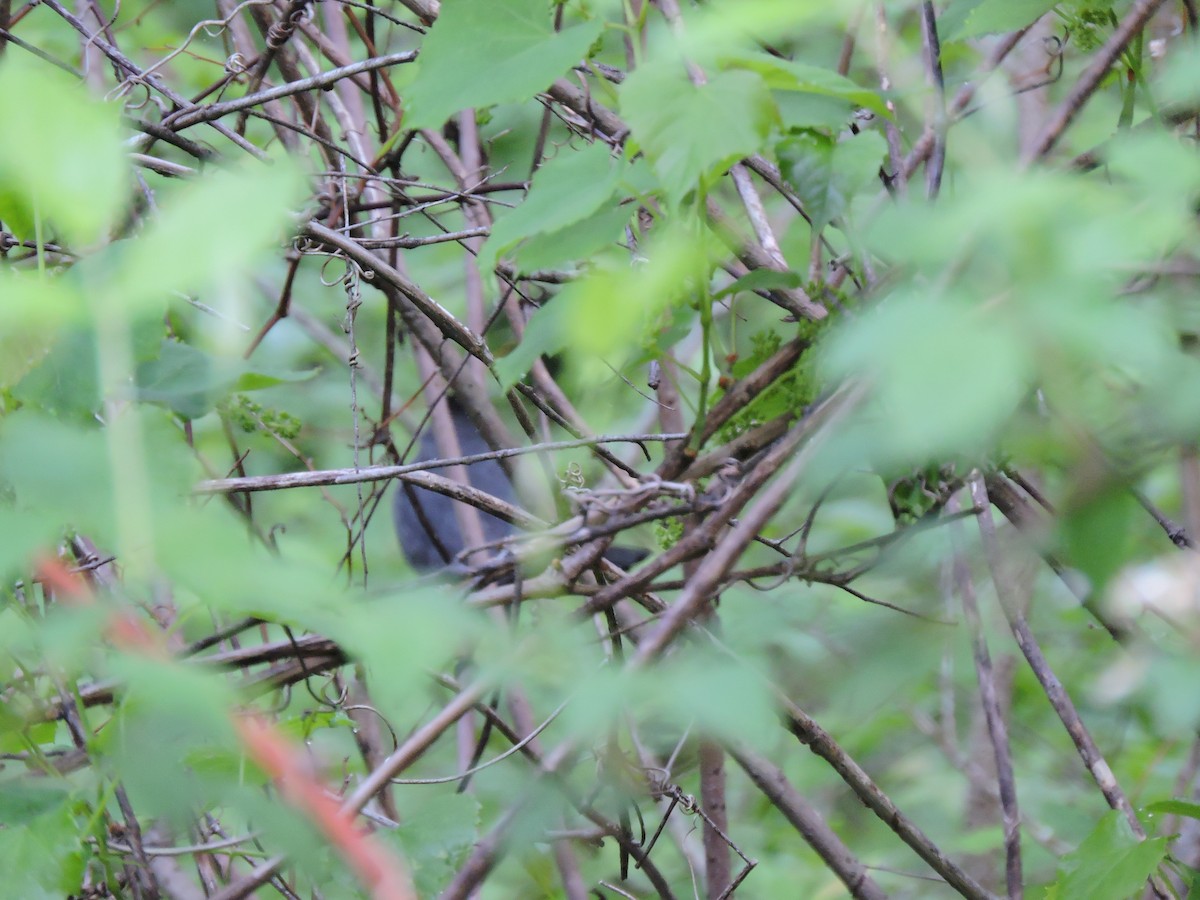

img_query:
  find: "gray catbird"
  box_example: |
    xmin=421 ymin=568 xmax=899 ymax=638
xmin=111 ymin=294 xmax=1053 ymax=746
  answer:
xmin=393 ymin=402 xmax=646 ymax=574
xmin=392 ymin=402 xmax=516 ymax=572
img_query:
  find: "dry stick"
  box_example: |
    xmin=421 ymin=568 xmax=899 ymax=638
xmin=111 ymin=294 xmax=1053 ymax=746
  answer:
xmin=513 ymin=380 xmax=648 ymax=486
xmin=1185 ymin=0 xmax=1200 ymax=31
xmin=413 ymin=129 xmax=616 ymax=517
xmin=918 ymin=2 xmax=947 ymax=199
xmin=630 ymin=385 xmax=857 ymax=665
xmin=0 ymin=1 xmax=13 ymax=58
xmin=577 ymin=391 xmax=842 ymax=624
xmin=902 ymin=28 xmax=1030 ymax=181
xmin=53 ymin=673 xmax=154 ymax=899
xmin=730 ymin=164 xmax=786 ymax=267
xmin=948 ymin=494 xmax=1022 ymax=900
xmin=376 ymin=270 xmax=518 ymax=473
xmin=704 ymin=200 xmax=828 ymax=321
xmin=1023 ymin=0 xmax=1170 ymax=164
xmin=422 ymin=114 xmax=591 ymax=894
xmin=248 ymin=4 xmax=334 ymax=152
xmin=604 ymin=388 xmax=960 ymax=900
xmin=344 ymin=679 xmax=494 ymax=815
xmin=741 ymin=156 xmax=862 ymax=289
xmin=1131 ymin=487 xmax=1194 ymax=549
xmin=394 ymin=0 xmax=438 ymax=26
xmin=648 ymin=5 xmax=736 ymax=888
xmin=287 ymin=37 xmax=380 ymax=197
xmin=984 ymin=473 xmax=1133 ymax=643
xmin=659 ymin=334 xmax=809 ymax=481
xmin=730 ymin=745 xmax=887 ymax=900
xmin=1180 ymin=445 xmax=1200 ymax=543
xmin=445 ymin=683 xmax=681 ymax=899
xmin=212 ymin=0 xmax=301 ymax=154
xmin=874 ymin=4 xmax=908 ymax=197
xmin=621 ymin=388 xmax=991 ymax=897
xmin=195 ymin=432 xmax=685 ymax=496
xmin=317 ymin=2 xmax=371 ymax=134
xmin=440 ymin=802 xmax=526 ymax=900
xmin=293 ymin=11 xmax=377 ymax=100
xmin=34 ymin=636 xmax=347 ymax=723
xmin=162 ymin=51 xmax=417 ymax=130
xmin=39 ymin=0 xmax=268 ymax=161
xmin=207 ymin=856 xmax=284 ymax=900
xmin=232 ymin=0 xmax=307 ymax=137
xmin=303 ymin=220 xmax=493 ymax=364
xmin=695 ymin=737 xmax=730 ymax=899
xmin=968 ymin=476 xmax=1147 ymax=838
xmin=781 ymin=694 xmax=997 ymax=900
xmin=837 ymin=6 xmax=862 ymax=77
xmin=630 ymin=389 xmax=848 ymax=897
xmin=341 ymin=191 xmax=404 ymax=814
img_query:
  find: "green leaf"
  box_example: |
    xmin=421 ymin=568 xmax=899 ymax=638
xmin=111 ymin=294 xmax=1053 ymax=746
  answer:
xmin=0 ymin=56 xmax=126 ymax=245
xmin=0 ymin=780 xmax=71 ymax=826
xmin=621 ymin=64 xmax=776 ymax=204
xmin=332 ymin=593 xmax=483 ymax=723
xmin=107 ymin=155 xmax=305 ymax=315
xmin=1059 ymin=488 xmax=1139 ymax=600
xmin=821 ymin=290 xmax=1029 ymax=467
xmin=0 ymin=271 xmax=87 ymax=391
xmin=495 ymin=293 xmax=572 ymax=390
xmin=649 ymin=651 xmax=776 ymax=743
xmin=482 ymin=141 xmax=625 ymax=272
xmin=938 ymin=0 xmax=986 ymax=39
xmin=776 ymin=92 xmax=863 ymax=131
xmin=714 ymin=269 xmax=804 ymax=300
xmin=512 ymin=202 xmax=632 ymax=273
xmin=1140 ymin=652 xmax=1200 ymax=736
xmin=726 ymin=53 xmax=891 ymax=120
xmin=12 ymin=329 xmax=101 ymax=421
xmin=945 ymin=0 xmax=1059 ymax=40
xmin=395 ymin=794 xmax=481 ymax=897
xmin=1051 ymin=810 xmax=1167 ymax=900
xmin=0 ymin=412 xmax=114 ymax=567
xmin=135 ymin=340 xmax=314 ymax=420
xmin=405 ymin=0 xmax=603 ymax=130
xmin=0 ymin=802 xmax=84 ymax=898
xmin=1145 ymin=799 xmax=1200 ymax=822
xmin=778 ymin=129 xmax=886 ymax=231
xmin=496 ymin=225 xmax=713 ymax=389
xmin=135 ymin=341 xmax=241 ymax=419
xmin=105 ymin=657 xmax=241 ymax=825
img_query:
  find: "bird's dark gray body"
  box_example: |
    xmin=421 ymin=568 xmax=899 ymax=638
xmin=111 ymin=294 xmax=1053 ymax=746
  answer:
xmin=393 ymin=402 xmax=646 ymax=574
xmin=392 ymin=405 xmax=515 ymax=572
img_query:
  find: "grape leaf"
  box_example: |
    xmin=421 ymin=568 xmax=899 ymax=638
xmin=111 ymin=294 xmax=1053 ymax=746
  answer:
xmin=621 ymin=64 xmax=776 ymax=204
xmin=405 ymin=0 xmax=602 ymax=129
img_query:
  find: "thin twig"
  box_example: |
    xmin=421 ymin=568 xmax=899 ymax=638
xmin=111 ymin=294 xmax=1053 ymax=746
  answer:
xmin=195 ymin=432 xmax=686 ymax=495
xmin=919 ymin=2 xmax=947 ymax=199
xmin=1024 ymin=0 xmax=1170 ymax=163
xmin=730 ymin=744 xmax=888 ymax=899
xmin=781 ymin=694 xmax=998 ymax=900
xmin=948 ymin=493 xmax=1023 ymax=899
xmin=968 ymin=476 xmax=1147 ymax=838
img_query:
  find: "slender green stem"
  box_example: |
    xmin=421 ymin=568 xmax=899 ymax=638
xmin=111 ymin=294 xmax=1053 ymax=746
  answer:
xmin=33 ymin=197 xmax=45 ymax=278
xmin=1118 ymin=29 xmax=1142 ymax=129
xmin=692 ymin=194 xmax=714 ymax=453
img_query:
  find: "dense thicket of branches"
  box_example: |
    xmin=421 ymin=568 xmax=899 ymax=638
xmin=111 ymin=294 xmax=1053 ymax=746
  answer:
xmin=3 ymin=1 xmax=1200 ymax=898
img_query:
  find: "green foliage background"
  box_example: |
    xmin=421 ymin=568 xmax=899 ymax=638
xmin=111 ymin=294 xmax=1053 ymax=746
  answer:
xmin=2 ymin=1 xmax=1200 ymax=898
